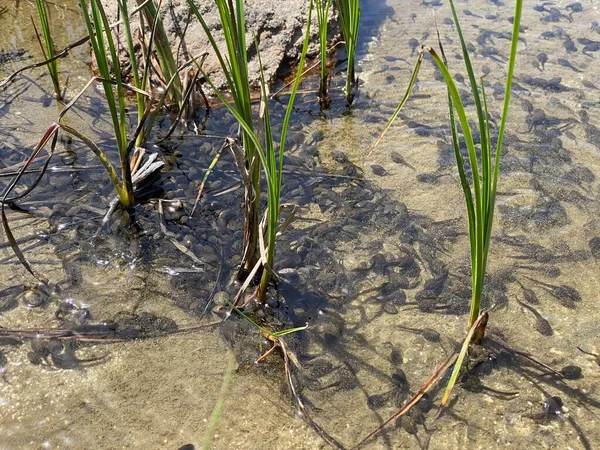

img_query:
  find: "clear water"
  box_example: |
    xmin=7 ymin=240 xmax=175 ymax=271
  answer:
xmin=1 ymin=0 xmax=599 ymax=449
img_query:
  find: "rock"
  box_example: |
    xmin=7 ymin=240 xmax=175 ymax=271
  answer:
xmin=101 ymin=0 xmax=339 ymax=89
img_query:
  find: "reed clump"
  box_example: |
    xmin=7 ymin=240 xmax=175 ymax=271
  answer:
xmin=370 ymin=0 xmax=523 ymax=407
xmin=188 ymin=0 xmax=312 ymax=302
xmin=335 ymin=0 xmax=360 ymax=105
xmin=33 ymin=0 xmax=62 ymax=101
xmin=315 ymin=0 xmax=332 ymax=108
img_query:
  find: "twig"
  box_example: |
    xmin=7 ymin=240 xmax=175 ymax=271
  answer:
xmin=0 ymin=0 xmax=154 ymax=89
xmin=279 ymin=338 xmax=347 ymax=449
xmin=351 ymin=351 xmax=458 ymax=449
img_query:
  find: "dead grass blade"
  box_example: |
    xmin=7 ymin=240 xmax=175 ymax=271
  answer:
xmin=279 ymin=337 xmax=347 ymax=450
xmin=351 ymin=350 xmax=458 ymax=449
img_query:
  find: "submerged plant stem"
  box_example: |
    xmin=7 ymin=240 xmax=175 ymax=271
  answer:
xmin=201 ymin=351 xmax=236 ymax=450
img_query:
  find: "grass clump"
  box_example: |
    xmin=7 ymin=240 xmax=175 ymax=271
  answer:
xmin=433 ymin=0 xmax=523 ymax=406
xmin=188 ymin=0 xmax=313 ymax=302
xmin=32 ymin=0 xmax=62 ymax=101
xmin=188 ymin=0 xmax=262 ymax=279
xmin=372 ymin=0 xmax=523 ymax=407
xmin=77 ymin=0 xmax=134 ymax=208
xmin=315 ymin=0 xmax=332 ymax=108
xmin=335 ymin=0 xmax=360 ymax=105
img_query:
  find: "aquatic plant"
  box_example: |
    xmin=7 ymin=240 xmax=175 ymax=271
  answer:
xmin=32 ymin=0 xmax=62 ymax=101
xmin=77 ymin=0 xmax=134 ymax=207
xmin=429 ymin=0 xmax=523 ymax=406
xmin=135 ymin=0 xmax=184 ymax=109
xmin=371 ymin=0 xmax=522 ymax=408
xmin=188 ymin=0 xmax=313 ymax=301
xmin=315 ymin=0 xmax=332 ymax=108
xmin=335 ymin=0 xmax=360 ymax=105
xmin=188 ymin=0 xmax=261 ymax=278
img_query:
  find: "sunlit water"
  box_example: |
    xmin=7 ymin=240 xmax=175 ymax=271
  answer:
xmin=1 ymin=0 xmax=599 ymax=449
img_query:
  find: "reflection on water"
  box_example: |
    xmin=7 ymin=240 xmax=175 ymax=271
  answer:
xmin=1 ymin=0 xmax=600 ymax=449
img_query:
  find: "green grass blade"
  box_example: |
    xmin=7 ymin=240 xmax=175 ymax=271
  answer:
xmin=277 ymin=0 xmax=313 ymax=194
xmin=137 ymin=0 xmax=183 ymax=107
xmin=59 ymin=124 xmax=126 ymax=201
xmin=201 ymin=351 xmax=236 ymax=450
xmin=435 ymin=29 xmax=477 ymax=294
xmin=368 ymin=52 xmax=423 ymax=154
xmin=34 ymin=0 xmax=61 ymax=100
xmin=427 ymin=46 xmax=483 ymax=322
xmin=198 ymin=70 xmax=272 ymax=193
xmin=448 ymin=86 xmax=477 ymax=293
xmin=118 ymin=0 xmax=145 ymax=144
xmin=186 ymin=0 xmax=236 ymax=101
xmin=447 ymin=0 xmax=489 ymax=200
xmin=485 ymin=0 xmax=523 ymax=262
xmin=439 ymin=312 xmax=488 ymax=410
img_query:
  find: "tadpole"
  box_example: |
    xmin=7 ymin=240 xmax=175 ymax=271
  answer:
xmin=408 ymin=406 xmax=433 ymax=433
xmin=527 ymin=396 xmax=564 ymax=424
xmin=390 ymin=151 xmax=415 ymax=170
xmin=560 ymin=365 xmax=583 ymax=380
xmin=576 ymin=347 xmax=600 ymax=366
xmin=515 ymin=297 xmax=553 ymax=336
xmin=397 ymin=325 xmax=441 ymax=342
xmin=516 ymin=279 xmax=540 ymax=304
xmin=537 ymin=52 xmax=548 ymax=70
xmin=522 ymin=275 xmax=581 ymax=308
xmin=397 ymin=415 xmax=425 ymax=449
xmin=383 ymin=341 xmax=402 ymax=365
xmin=460 ymin=374 xmax=519 ymax=398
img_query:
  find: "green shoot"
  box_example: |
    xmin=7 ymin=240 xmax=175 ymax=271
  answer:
xmin=315 ymin=0 xmax=332 ymax=108
xmin=428 ymin=0 xmax=522 ymax=409
xmin=227 ymin=300 xmax=308 ymax=340
xmin=188 ymin=0 xmax=313 ymax=301
xmin=33 ymin=0 xmax=62 ymax=101
xmin=370 ymin=0 xmax=522 ymax=409
xmin=335 ymin=0 xmax=360 ymax=105
xmin=187 ymin=0 xmax=262 ymax=277
xmin=78 ymin=0 xmax=133 ymax=207
xmin=136 ymin=0 xmax=183 ymax=108
xmin=429 ymin=0 xmax=523 ymax=327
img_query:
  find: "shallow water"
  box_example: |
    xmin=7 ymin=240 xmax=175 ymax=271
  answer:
xmin=1 ymin=0 xmax=600 ymax=449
